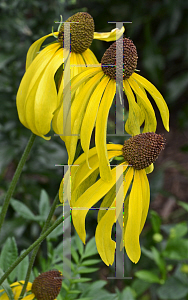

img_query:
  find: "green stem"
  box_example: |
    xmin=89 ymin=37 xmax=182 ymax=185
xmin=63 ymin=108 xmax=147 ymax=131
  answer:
xmin=19 ymin=192 xmax=59 ymax=299
xmin=0 ymin=211 xmax=69 ymax=286
xmin=0 ymin=133 xmax=36 ymax=232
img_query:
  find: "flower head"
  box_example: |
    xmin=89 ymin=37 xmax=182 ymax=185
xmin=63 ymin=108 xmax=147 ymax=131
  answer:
xmin=53 ymin=38 xmax=169 ymax=182
xmin=60 ymin=133 xmax=166 ymax=265
xmin=0 ymin=270 xmax=62 ymax=300
xmin=16 ymin=12 xmax=124 ymax=139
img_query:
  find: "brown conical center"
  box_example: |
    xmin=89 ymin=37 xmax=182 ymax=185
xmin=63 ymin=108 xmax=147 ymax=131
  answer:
xmin=101 ymin=38 xmax=138 ymax=80
xmin=58 ymin=12 xmax=94 ymax=53
xmin=122 ymin=132 xmax=166 ymax=170
xmin=31 ymin=270 xmax=62 ymax=300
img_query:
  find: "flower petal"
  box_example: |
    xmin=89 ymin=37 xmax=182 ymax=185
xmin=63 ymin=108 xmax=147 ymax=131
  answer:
xmin=95 ymin=166 xmax=133 ymax=266
xmin=26 ymin=32 xmax=58 ymax=69
xmin=22 ymin=294 xmax=35 ymax=300
xmin=94 ymin=27 xmax=125 ymax=41
xmin=123 ymin=80 xmax=142 ymax=135
xmin=145 ymin=163 xmax=154 ymax=174
xmin=80 ymin=76 xmax=110 ymax=166
xmin=132 ymin=73 xmax=169 ymax=132
xmin=124 ymin=169 xmax=142 ymax=263
xmin=33 ymin=48 xmax=64 ymax=136
xmin=65 ymin=72 xmax=104 ymax=164
xmin=71 ymin=164 xmax=126 ymax=243
xmin=96 ymin=80 xmax=116 ymax=181
xmin=81 ymin=48 xmax=99 ymax=65
xmin=17 ymin=43 xmax=59 ymax=129
xmin=128 ymin=76 xmax=157 ymax=133
xmin=53 ymin=67 xmax=101 ymax=137
xmin=139 ymin=169 xmax=150 ymax=233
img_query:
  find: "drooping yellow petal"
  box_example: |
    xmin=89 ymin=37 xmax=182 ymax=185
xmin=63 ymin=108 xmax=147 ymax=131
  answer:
xmin=82 ymin=48 xmax=99 ymax=65
xmin=53 ymin=67 xmax=101 ymax=138
xmin=97 ymin=185 xmax=116 ymax=223
xmin=26 ymin=32 xmax=58 ymax=69
xmin=71 ymin=164 xmax=125 ymax=243
xmin=124 ymin=170 xmax=142 ymax=263
xmin=72 ymin=52 xmax=86 ymax=78
xmin=132 ymin=73 xmax=169 ymax=132
xmin=17 ymin=43 xmax=59 ymax=128
xmin=24 ymin=72 xmax=45 ymax=137
xmin=33 ymin=48 xmax=64 ymax=136
xmin=94 ymin=27 xmax=125 ymax=41
xmin=73 ymin=150 xmax=122 ymax=192
xmin=95 ymin=202 xmax=116 ymax=266
xmin=106 ymin=144 xmax=123 ymax=152
xmin=0 ymin=281 xmax=33 ymax=300
xmin=128 ymin=76 xmax=157 ymax=133
xmin=96 ymin=80 xmax=116 ymax=181
xmin=65 ymin=72 xmax=104 ymax=164
xmin=145 ymin=163 xmax=154 ymax=174
xmin=81 ymin=76 xmax=110 ymax=166
xmin=22 ymin=294 xmax=35 ymax=300
xmin=123 ymin=80 xmax=142 ymax=136
xmin=95 ymin=166 xmax=133 ymax=266
xmin=71 ymin=169 xmax=99 ymax=208
xmin=139 ymin=169 xmax=150 ymax=233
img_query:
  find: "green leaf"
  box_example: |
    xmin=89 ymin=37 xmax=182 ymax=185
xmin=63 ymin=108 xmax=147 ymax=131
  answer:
xmin=75 ymin=232 xmax=84 ymax=256
xmin=163 ymin=238 xmax=188 ymax=260
xmin=0 ymin=269 xmax=14 ymax=300
xmin=62 ymin=280 xmax=69 ymax=291
xmin=131 ymin=279 xmax=151 ymax=297
xmin=178 ymin=201 xmax=188 ymax=212
xmin=16 ymin=250 xmax=29 ymax=281
xmin=157 ymin=276 xmax=188 ymax=299
xmin=141 ymin=247 xmax=154 ymax=260
xmin=169 ymin=222 xmax=188 ymax=238
xmin=74 ymin=298 xmax=92 ymax=300
xmin=39 ymin=189 xmax=50 ymax=217
xmin=81 ymin=259 xmax=101 ymax=266
xmin=120 ymin=287 xmax=135 ymax=300
xmin=0 ymin=237 xmax=18 ymax=281
xmin=71 ymin=247 xmax=79 ymax=264
xmin=82 ymin=237 xmax=98 ymax=259
xmin=10 ymin=199 xmax=36 ymax=220
xmin=135 ymin=270 xmax=161 ymax=284
xmin=47 ymin=217 xmax=64 ymax=239
xmin=71 ymin=278 xmax=92 ymax=283
xmin=151 ymin=247 xmax=166 ymax=278
xmin=77 ymin=266 xmax=99 ymax=274
xmin=150 ymin=210 xmax=161 ymax=233
xmin=69 ymin=290 xmax=82 ymax=294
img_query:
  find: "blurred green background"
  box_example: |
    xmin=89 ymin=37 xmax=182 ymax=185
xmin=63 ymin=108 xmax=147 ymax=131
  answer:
xmin=0 ymin=0 xmax=188 ymax=299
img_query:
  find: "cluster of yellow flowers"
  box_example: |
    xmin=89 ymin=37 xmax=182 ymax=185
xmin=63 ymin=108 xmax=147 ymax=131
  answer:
xmin=14 ymin=12 xmax=170 ymax=298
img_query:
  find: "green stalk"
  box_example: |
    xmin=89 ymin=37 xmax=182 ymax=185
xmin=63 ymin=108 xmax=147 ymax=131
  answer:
xmin=0 ymin=133 xmax=36 ymax=231
xmin=0 ymin=211 xmax=69 ymax=286
xmin=19 ymin=192 xmax=60 ymax=299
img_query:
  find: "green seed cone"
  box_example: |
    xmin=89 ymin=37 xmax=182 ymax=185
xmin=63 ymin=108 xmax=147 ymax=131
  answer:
xmin=101 ymin=38 xmax=138 ymax=80
xmin=31 ymin=270 xmax=62 ymax=300
xmin=58 ymin=12 xmax=94 ymax=53
xmin=122 ymin=132 xmax=166 ymax=170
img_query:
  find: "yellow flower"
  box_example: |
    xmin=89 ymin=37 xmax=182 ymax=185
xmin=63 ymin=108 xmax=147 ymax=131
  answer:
xmin=0 ymin=270 xmax=62 ymax=300
xmin=60 ymin=133 xmax=166 ymax=265
xmin=0 ymin=281 xmax=33 ymax=300
xmin=53 ymin=38 xmax=169 ymax=181
xmin=16 ymin=12 xmax=124 ymax=140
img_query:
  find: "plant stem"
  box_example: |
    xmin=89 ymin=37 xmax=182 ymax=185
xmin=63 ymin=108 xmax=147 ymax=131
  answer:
xmin=0 ymin=133 xmax=36 ymax=232
xmin=0 ymin=211 xmax=69 ymax=286
xmin=19 ymin=192 xmax=60 ymax=299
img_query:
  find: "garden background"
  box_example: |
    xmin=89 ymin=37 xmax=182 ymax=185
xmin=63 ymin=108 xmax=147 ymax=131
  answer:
xmin=0 ymin=0 xmax=188 ymax=299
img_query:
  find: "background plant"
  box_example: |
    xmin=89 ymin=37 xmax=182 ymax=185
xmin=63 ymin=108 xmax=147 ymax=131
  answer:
xmin=0 ymin=0 xmax=188 ymax=299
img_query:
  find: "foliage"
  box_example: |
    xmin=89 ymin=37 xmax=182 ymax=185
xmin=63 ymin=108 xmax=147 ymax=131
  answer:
xmin=0 ymin=0 xmax=188 ymax=299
